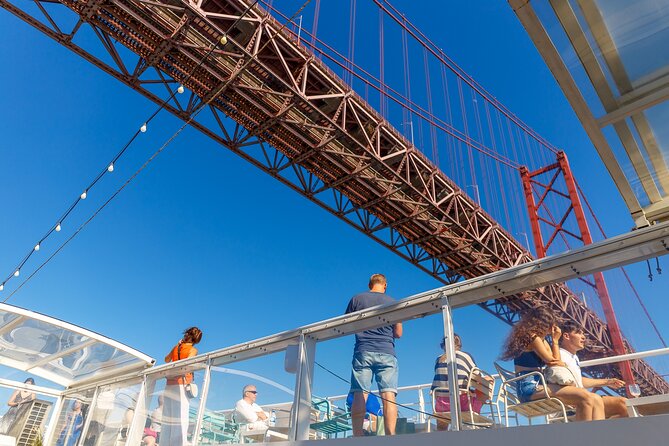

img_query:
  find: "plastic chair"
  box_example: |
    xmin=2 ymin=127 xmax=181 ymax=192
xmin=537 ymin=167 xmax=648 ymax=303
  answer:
xmin=430 ymin=367 xmax=498 ymax=429
xmin=494 ymin=362 xmax=569 ymax=426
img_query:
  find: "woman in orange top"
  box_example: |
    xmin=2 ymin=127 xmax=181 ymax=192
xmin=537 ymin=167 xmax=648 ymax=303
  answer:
xmin=161 ymin=327 xmax=202 ymax=446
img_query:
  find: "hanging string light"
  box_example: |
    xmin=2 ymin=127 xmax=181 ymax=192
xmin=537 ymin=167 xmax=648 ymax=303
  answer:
xmin=0 ymin=0 xmax=272 ymax=294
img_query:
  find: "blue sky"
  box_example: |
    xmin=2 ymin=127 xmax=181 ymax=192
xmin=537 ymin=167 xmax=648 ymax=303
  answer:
xmin=0 ymin=0 xmax=667 ymax=410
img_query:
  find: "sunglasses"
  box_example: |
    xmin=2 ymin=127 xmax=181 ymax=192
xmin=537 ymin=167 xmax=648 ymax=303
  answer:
xmin=246 ymin=390 xmax=258 ymax=394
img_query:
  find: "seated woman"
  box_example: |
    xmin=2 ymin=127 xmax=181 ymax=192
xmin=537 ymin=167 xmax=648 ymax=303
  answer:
xmin=500 ymin=307 xmax=605 ymax=422
xmin=431 ymin=334 xmax=483 ymax=431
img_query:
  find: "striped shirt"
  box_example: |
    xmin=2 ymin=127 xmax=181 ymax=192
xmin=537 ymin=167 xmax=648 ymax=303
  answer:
xmin=431 ymin=351 xmax=476 ymax=396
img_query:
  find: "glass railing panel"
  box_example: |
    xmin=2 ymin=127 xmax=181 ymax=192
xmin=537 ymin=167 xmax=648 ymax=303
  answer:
xmin=134 ymin=362 xmax=207 ymax=446
xmin=0 ymin=382 xmax=57 ymax=445
xmin=198 ymin=350 xmax=298 ymax=445
xmin=47 ymin=388 xmax=95 ymax=446
xmin=79 ymin=378 xmax=142 ymax=446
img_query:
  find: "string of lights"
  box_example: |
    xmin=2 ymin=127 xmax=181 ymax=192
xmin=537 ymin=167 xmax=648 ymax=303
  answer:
xmin=0 ymin=0 xmax=266 ymax=293
xmin=1 ymin=0 xmax=312 ymax=299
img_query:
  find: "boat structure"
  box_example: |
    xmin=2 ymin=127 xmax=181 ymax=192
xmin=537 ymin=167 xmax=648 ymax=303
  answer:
xmin=0 ymin=0 xmax=668 ymax=445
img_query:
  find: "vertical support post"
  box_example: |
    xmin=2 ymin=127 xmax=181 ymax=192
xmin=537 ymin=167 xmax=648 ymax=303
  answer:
xmin=43 ymin=395 xmax=64 ymax=446
xmin=418 ymin=388 xmax=426 ymax=424
xmin=126 ymin=378 xmax=149 ymax=446
xmin=192 ymin=362 xmax=212 ymax=446
xmin=440 ymin=293 xmax=460 ymax=431
xmin=77 ymin=386 xmax=100 ymax=446
xmin=558 ymin=151 xmax=635 ymax=387
xmin=520 ymin=166 xmax=546 ymax=257
xmin=290 ymin=333 xmax=316 ymax=441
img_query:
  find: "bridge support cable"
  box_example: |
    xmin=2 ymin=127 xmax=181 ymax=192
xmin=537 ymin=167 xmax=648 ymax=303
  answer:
xmin=2 ymin=0 xmax=667 ymax=394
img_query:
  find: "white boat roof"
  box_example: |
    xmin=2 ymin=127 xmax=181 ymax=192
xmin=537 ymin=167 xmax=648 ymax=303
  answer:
xmin=512 ymin=0 xmax=669 ymax=226
xmin=0 ymin=302 xmax=154 ymax=388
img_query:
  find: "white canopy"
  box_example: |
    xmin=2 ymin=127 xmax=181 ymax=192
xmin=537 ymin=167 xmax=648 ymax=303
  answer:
xmin=512 ymin=0 xmax=669 ymax=226
xmin=0 ymin=303 xmax=154 ymax=388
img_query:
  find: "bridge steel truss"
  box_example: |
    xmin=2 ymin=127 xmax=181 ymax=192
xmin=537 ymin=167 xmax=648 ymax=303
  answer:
xmin=2 ymin=0 xmax=666 ymax=394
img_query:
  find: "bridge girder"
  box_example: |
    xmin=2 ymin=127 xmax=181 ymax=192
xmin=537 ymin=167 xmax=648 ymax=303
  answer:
xmin=1 ymin=0 xmax=666 ymax=394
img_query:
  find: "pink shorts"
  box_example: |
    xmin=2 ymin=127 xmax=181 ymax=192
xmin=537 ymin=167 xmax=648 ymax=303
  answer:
xmin=435 ymin=393 xmax=482 ymax=413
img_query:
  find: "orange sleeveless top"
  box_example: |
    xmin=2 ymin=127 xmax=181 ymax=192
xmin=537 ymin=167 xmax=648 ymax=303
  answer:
xmin=166 ymin=343 xmax=196 ymax=385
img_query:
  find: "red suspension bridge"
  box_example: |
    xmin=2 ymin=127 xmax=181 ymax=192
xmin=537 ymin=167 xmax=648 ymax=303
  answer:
xmin=0 ymin=0 xmax=667 ymax=394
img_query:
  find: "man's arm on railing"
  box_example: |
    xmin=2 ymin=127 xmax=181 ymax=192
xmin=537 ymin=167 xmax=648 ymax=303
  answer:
xmin=582 ymin=377 xmax=625 ymax=389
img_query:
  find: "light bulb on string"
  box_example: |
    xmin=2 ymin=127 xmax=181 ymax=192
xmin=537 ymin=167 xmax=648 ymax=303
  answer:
xmin=220 ymin=35 xmax=228 ymax=45
xmin=55 ymin=223 xmax=61 ymax=232
xmin=140 ymin=124 xmax=147 ymax=133
xmin=0 ymin=284 xmax=3 ymax=291
xmin=177 ymin=85 xmax=184 ymax=94
xmin=14 ymin=270 xmax=19 ymax=277
xmin=108 ymin=163 xmax=114 ymax=172
xmin=80 ymin=191 xmax=87 ymax=200
xmin=34 ymin=244 xmax=40 ymax=252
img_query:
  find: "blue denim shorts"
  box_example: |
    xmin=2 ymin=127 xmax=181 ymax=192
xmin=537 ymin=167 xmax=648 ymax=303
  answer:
xmin=516 ymin=373 xmax=540 ymax=403
xmin=350 ymin=351 xmax=398 ymax=394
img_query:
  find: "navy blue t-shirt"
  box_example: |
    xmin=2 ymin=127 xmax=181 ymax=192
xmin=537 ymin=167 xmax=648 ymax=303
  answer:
xmin=345 ymin=291 xmax=396 ymax=356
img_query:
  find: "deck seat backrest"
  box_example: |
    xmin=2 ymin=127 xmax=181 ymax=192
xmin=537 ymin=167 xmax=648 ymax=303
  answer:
xmin=431 ymin=367 xmax=498 ymax=429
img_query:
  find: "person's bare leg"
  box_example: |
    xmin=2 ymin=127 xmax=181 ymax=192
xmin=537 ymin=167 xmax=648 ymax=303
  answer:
xmin=351 ymin=391 xmax=367 ymax=437
xmin=589 ymin=393 xmax=605 ymax=420
xmin=549 ymin=386 xmax=598 ymax=421
xmin=381 ymin=392 xmax=397 ymax=435
xmin=602 ymin=396 xmax=628 ymax=418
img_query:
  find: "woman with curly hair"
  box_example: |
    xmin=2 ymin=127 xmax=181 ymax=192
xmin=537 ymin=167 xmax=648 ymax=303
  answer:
xmin=501 ymin=308 xmax=605 ymax=421
xmin=161 ymin=327 xmax=202 ymax=445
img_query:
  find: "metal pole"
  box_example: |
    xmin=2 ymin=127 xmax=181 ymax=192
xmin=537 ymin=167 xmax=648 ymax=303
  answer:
xmin=290 ymin=333 xmax=316 ymax=441
xmin=77 ymin=385 xmax=100 ymax=446
xmin=192 ymin=362 xmax=212 ymax=446
xmin=580 ymin=347 xmax=669 ymax=367
xmin=440 ymin=293 xmax=460 ymax=431
xmin=297 ymin=15 xmax=303 ymax=45
xmin=126 ymin=378 xmax=148 ymax=445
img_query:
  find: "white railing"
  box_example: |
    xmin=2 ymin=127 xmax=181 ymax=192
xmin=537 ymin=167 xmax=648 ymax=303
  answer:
xmin=37 ymin=222 xmax=669 ymax=444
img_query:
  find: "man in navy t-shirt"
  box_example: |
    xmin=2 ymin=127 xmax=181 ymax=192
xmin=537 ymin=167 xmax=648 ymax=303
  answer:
xmin=345 ymin=274 xmax=403 ymax=436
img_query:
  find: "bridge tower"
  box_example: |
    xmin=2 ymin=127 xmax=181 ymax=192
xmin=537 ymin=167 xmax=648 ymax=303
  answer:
xmin=520 ymin=151 xmax=635 ymax=388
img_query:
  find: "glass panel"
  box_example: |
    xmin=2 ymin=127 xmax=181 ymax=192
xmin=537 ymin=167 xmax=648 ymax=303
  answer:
xmin=80 ymin=379 xmax=142 ymax=446
xmin=594 ymin=0 xmax=669 ymax=85
xmin=643 ymin=102 xmax=669 ymax=166
xmin=0 ymin=381 xmax=56 ymax=444
xmin=134 ymin=362 xmax=207 ymax=446
xmin=0 ymin=308 xmax=149 ymax=386
xmin=198 ymin=350 xmax=297 ymax=444
xmin=48 ymin=388 xmax=95 ymax=446
xmin=40 ymin=344 xmax=140 ymax=384
xmin=0 ymin=316 xmax=88 ymax=367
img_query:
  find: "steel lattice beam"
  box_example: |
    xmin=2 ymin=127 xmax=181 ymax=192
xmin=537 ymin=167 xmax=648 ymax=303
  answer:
xmin=1 ymin=0 xmax=666 ymax=394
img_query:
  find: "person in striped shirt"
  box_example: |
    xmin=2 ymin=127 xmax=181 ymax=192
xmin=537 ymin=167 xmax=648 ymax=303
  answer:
xmin=431 ymin=334 xmax=482 ymax=430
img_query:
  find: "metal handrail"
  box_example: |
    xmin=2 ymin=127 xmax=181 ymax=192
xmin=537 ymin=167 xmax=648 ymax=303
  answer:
xmin=580 ymin=347 xmax=669 ymax=367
